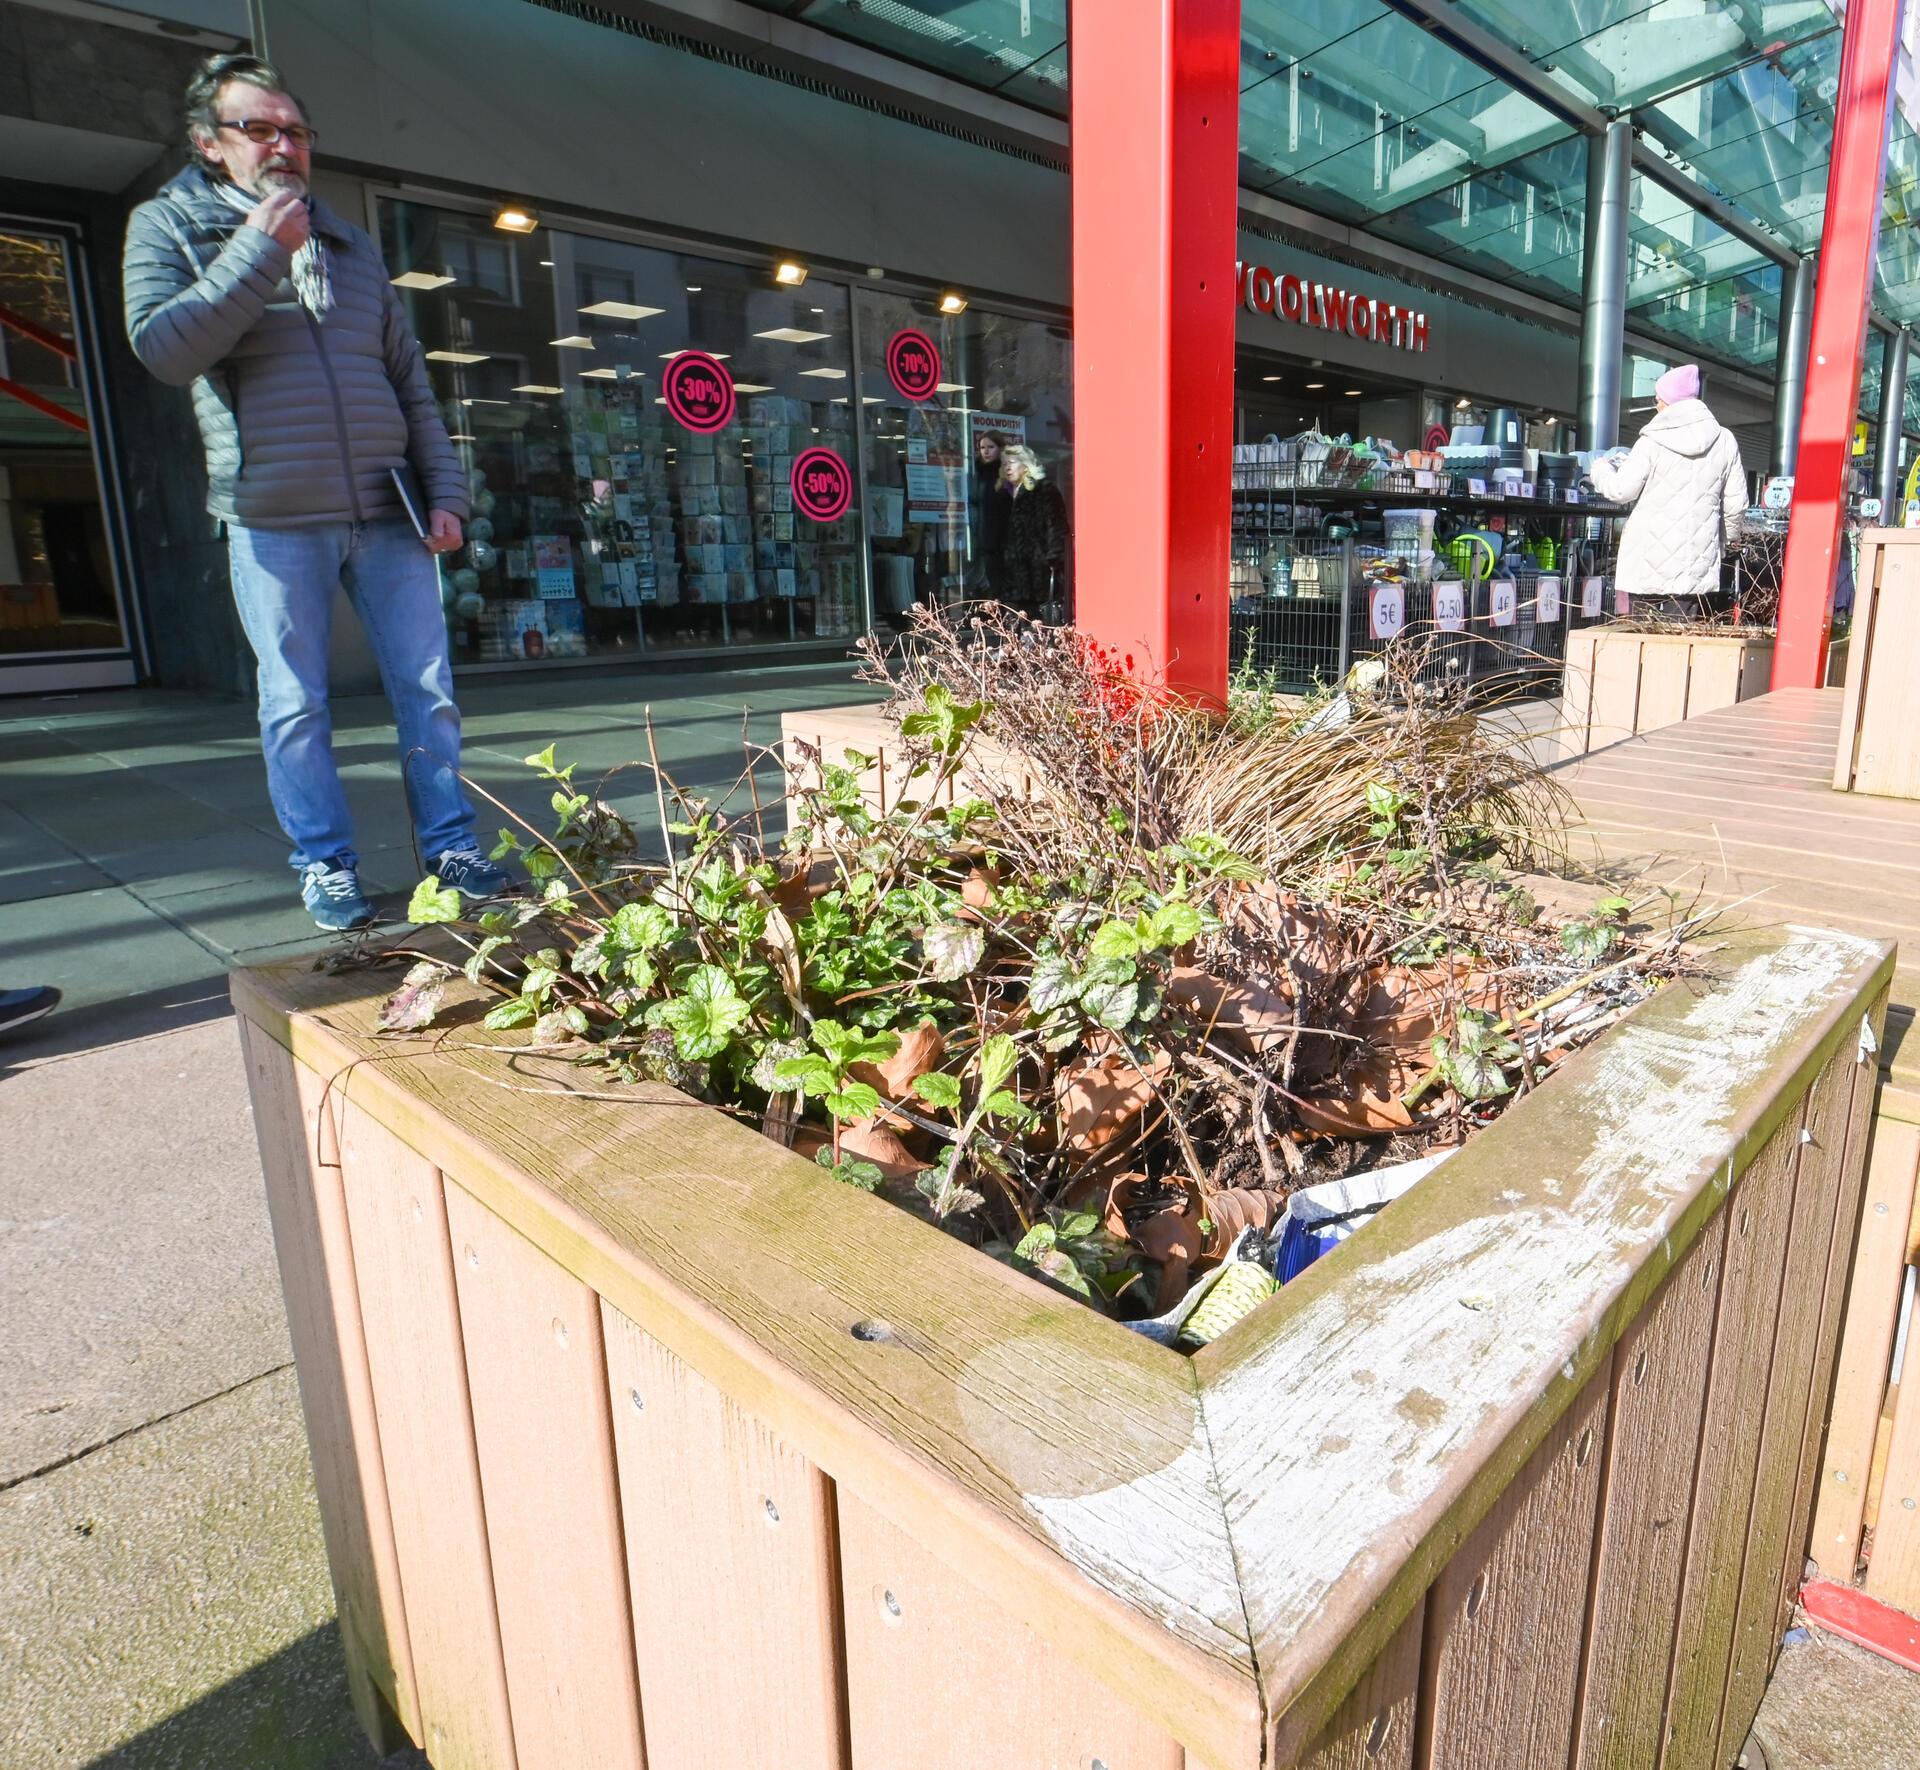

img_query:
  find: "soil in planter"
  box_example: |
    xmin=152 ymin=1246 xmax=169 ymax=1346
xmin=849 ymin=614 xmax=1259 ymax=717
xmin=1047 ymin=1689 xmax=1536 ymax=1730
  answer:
xmin=364 ymin=609 xmax=1694 ymax=1338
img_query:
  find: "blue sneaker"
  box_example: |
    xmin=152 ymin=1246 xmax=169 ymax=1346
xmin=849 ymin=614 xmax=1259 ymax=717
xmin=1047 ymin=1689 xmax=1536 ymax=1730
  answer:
xmin=300 ymin=862 xmax=376 ymax=932
xmin=432 ymin=844 xmax=515 ymax=901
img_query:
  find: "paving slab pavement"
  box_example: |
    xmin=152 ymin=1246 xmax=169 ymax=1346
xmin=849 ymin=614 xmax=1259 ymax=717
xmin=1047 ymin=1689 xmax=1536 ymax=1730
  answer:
xmin=1744 ymin=1624 xmax=1920 ymax=1768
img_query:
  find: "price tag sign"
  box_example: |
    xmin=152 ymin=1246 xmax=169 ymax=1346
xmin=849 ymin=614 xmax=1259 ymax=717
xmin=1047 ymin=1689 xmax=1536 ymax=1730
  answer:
xmin=1413 ymin=469 xmax=1437 ymax=490
xmin=1537 ymin=575 xmax=1562 ymax=623
xmin=1370 ymin=582 xmax=1405 ymax=640
xmin=1467 ymin=478 xmax=1488 ymax=498
xmin=1490 ymin=578 xmax=1517 ymax=628
xmin=1517 ymin=483 xmax=1535 ymax=500
xmin=1763 ymin=477 xmax=1794 ymax=511
xmin=1564 ymin=488 xmax=1581 ymax=505
xmin=1861 ymin=496 xmax=1884 ymax=521
xmin=1581 ymin=575 xmax=1604 ymax=617
xmin=1434 ymin=580 xmax=1466 ymax=633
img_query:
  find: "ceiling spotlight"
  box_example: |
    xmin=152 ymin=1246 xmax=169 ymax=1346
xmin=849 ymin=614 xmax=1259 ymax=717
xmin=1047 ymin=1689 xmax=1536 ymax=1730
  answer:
xmin=1306 ymin=381 xmax=1326 ymax=390
xmin=1455 ymin=398 xmax=1472 ymax=409
xmin=1344 ymin=389 xmax=1364 ymax=397
xmin=774 ymin=259 xmax=809 ymax=287
xmin=492 ymin=202 xmax=539 ymax=234
xmin=1261 ymin=375 xmax=1283 ymax=382
xmin=937 ymin=290 xmax=969 ymax=315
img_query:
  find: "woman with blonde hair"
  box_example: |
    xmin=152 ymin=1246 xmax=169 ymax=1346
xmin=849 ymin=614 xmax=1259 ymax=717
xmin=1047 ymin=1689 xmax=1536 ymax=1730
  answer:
xmin=999 ymin=443 xmax=1069 ymax=616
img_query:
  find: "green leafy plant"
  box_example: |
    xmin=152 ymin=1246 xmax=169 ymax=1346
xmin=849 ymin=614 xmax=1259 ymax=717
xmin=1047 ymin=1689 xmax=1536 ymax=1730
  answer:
xmin=1430 ymin=1008 xmax=1524 ymax=1102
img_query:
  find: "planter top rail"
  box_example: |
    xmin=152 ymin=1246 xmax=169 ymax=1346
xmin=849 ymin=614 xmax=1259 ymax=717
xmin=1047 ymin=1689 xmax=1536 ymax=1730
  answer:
xmin=234 ymin=917 xmax=1890 ymax=1765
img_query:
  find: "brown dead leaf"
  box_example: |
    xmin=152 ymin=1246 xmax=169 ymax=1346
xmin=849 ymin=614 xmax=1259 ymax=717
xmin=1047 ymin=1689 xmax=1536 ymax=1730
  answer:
xmin=850 ymin=1021 xmax=946 ymax=1102
xmin=1103 ymin=1172 xmax=1203 ymax=1311
xmin=1295 ymin=1049 xmax=1414 ymax=1136
xmin=1168 ymin=967 xmax=1295 ymax=1056
xmin=771 ymin=855 xmax=837 ymax=918
xmin=1200 ymin=1188 xmax=1285 ymax=1258
xmin=961 ymin=863 xmax=998 ymax=911
xmin=837 ymin=1117 xmax=926 ymax=1181
xmin=1055 ymin=1036 xmax=1170 ymax=1156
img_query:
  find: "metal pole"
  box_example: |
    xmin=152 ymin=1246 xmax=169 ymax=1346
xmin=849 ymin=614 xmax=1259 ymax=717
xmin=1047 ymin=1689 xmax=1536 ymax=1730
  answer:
xmin=1876 ymin=329 xmax=1910 ymax=514
xmin=1775 ymin=0 xmax=1907 ymax=690
xmin=1577 ymin=119 xmax=1632 ymax=453
xmin=1070 ymin=0 xmax=1241 ymax=704
xmin=1770 ymin=254 xmax=1817 ymax=479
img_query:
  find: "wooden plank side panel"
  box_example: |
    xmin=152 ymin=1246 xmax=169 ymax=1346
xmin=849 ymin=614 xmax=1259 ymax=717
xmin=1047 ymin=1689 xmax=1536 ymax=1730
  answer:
xmin=838 ymin=1491 xmax=1184 ymax=1770
xmin=1717 ymin=1050 xmax=1858 ymax=1762
xmin=335 ymin=1100 xmax=518 ymax=1770
xmin=1866 ymin=1280 xmax=1920 ymax=1614
xmin=1300 ymin=1608 xmax=1420 ymax=1770
xmin=1414 ymin=1363 xmax=1612 ymax=1770
xmin=1774 ymin=999 xmax=1885 ymax=1630
xmin=1572 ymin=1215 xmax=1728 ymax=1770
xmin=445 ymin=1181 xmax=646 ymax=1770
xmin=1587 ymin=635 xmax=1643 ymax=753
xmin=1658 ymin=1110 xmax=1806 ymax=1770
xmin=1635 ymin=639 xmax=1693 ymax=737
xmin=601 ymin=1302 xmax=845 ymax=1770
xmin=1682 ymin=639 xmax=1744 ymax=723
xmin=1559 ymin=625 xmax=1599 ymax=758
xmin=235 ymin=1020 xmax=419 ymax=1753
xmin=1852 ymin=535 xmax=1920 ymax=800
xmin=1833 ymin=536 xmax=1879 ymax=790
xmin=1808 ymin=1116 xmax=1920 ymax=1580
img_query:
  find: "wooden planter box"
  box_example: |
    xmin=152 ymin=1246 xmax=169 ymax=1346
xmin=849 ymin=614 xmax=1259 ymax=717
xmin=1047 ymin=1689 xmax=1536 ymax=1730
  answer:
xmin=234 ymin=923 xmax=1890 ymax=1770
xmin=1559 ymin=626 xmax=1775 ymax=759
xmin=1835 ymin=528 xmax=1920 ymax=800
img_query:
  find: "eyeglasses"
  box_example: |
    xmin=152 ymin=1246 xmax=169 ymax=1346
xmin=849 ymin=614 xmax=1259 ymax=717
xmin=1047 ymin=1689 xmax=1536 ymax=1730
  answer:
xmin=217 ymin=119 xmax=319 ymax=151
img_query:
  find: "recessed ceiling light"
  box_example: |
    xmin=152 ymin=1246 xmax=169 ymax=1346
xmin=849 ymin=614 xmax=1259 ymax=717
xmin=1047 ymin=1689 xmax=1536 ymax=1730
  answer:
xmin=1344 ymin=389 xmax=1363 ymax=397
xmin=732 ymin=383 xmax=775 ymax=394
xmin=538 ymin=259 xmax=553 ymax=267
xmin=492 ymin=203 xmax=539 ymax=234
xmin=550 ymin=335 xmax=595 ymax=350
xmin=578 ymin=300 xmax=663 ymax=321
xmin=512 ymin=383 xmax=564 ymax=394
xmin=1306 ymin=381 xmax=1326 ymax=390
xmin=1262 ymin=375 xmax=1283 ymax=382
xmin=810 ymin=306 xmax=825 ymax=314
xmin=774 ymin=259 xmax=809 ymax=287
xmin=755 ymin=327 xmax=831 ymax=344
xmin=1455 ymin=398 xmax=1472 ymax=409
xmin=937 ymin=290 xmax=969 ymax=315
xmin=391 ymin=270 xmax=455 ymax=290
xmin=425 ymin=349 xmax=488 ymax=364
xmin=686 ymin=285 xmax=701 ymax=293
xmin=799 ymin=367 xmax=848 ymax=379
xmin=447 ymin=433 xmax=477 ymax=442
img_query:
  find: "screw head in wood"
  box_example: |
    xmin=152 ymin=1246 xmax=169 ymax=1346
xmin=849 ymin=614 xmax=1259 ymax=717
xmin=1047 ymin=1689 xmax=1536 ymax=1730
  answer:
xmin=629 ymin=1388 xmax=644 ymax=1412
xmin=764 ymin=1498 xmax=780 ymax=1525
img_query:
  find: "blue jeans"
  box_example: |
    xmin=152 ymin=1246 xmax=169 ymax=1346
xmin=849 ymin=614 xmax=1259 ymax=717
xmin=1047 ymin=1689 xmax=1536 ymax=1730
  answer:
xmin=228 ymin=517 xmax=475 ymax=874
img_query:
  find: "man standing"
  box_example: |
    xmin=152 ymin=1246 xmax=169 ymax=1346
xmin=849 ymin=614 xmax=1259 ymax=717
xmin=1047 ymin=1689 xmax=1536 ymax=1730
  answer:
xmin=123 ymin=52 xmax=509 ymax=930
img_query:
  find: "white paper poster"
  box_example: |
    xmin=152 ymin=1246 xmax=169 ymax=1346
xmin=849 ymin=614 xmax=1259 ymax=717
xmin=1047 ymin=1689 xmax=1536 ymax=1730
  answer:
xmin=1614 ymin=584 xmax=1632 ymax=616
xmin=1536 ymin=575 xmax=1562 ymax=623
xmin=1581 ymin=575 xmax=1604 ymax=617
xmin=1370 ymin=582 xmax=1405 ymax=640
xmin=1490 ymin=578 xmax=1517 ymax=628
xmin=1434 ymin=581 xmax=1466 ymax=633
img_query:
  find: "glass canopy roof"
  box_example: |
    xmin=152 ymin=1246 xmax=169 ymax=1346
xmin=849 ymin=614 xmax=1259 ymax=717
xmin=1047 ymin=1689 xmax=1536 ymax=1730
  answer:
xmin=739 ymin=2 xmax=1920 ymax=373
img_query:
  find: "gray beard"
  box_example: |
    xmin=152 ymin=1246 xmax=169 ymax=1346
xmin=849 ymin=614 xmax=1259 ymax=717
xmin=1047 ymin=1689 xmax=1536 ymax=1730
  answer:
xmin=253 ymin=167 xmax=308 ymax=196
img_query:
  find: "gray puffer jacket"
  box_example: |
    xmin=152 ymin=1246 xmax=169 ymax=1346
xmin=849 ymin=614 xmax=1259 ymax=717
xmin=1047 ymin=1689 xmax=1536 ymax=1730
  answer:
xmin=1588 ymin=399 xmax=1746 ymax=603
xmin=124 ymin=164 xmax=467 ymax=529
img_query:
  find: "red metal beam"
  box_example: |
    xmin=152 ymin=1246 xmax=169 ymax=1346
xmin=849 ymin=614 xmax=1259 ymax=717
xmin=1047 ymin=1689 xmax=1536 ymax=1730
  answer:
xmin=0 ymin=374 xmax=88 ymax=434
xmin=0 ymin=301 xmax=77 ymax=362
xmin=1070 ymin=0 xmax=1240 ymax=705
xmin=1774 ymin=0 xmax=1906 ymax=691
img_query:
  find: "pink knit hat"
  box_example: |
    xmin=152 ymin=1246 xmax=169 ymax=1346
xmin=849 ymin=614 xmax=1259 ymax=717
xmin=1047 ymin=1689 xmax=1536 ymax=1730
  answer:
xmin=1655 ymin=363 xmax=1701 ymax=404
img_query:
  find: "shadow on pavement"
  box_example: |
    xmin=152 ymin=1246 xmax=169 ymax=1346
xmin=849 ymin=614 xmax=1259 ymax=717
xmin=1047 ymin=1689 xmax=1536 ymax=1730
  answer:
xmin=80 ymin=1623 xmax=426 ymax=1770
xmin=0 ymin=975 xmax=235 ymax=1076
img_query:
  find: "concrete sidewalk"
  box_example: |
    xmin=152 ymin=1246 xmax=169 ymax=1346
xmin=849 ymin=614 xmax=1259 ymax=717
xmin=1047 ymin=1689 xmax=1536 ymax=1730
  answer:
xmin=0 ymin=661 xmax=874 ymax=1767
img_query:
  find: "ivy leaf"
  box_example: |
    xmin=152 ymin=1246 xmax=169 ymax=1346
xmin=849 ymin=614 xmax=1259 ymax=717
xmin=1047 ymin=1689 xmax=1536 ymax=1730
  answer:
xmin=824 ymin=1081 xmax=883 ymax=1122
xmin=407 ymin=877 xmax=464 ymax=925
xmin=1561 ymin=920 xmax=1617 ymax=966
xmin=622 ymin=953 xmax=658 ymax=992
xmin=1013 ymin=1223 xmax=1056 ymax=1264
xmin=773 ymin=1054 xmax=835 ymax=1095
xmin=911 ymin=1072 xmax=963 ymax=1111
xmin=655 ymin=964 xmax=752 ymax=1062
xmin=1089 ymin=919 xmax=1142 ymax=963
xmin=981 ymin=1089 xmax=1033 ymax=1123
xmin=1145 ymin=900 xmax=1203 ymax=950
xmin=923 ymin=921 xmax=986 ymax=983
xmin=1028 ymin=953 xmax=1080 ymax=1015
xmin=482 ymin=996 xmax=538 ymax=1031
xmin=1080 ymin=973 xmax=1141 ymax=1031
xmin=377 ymin=960 xmax=452 ymax=1033
xmin=976 ymin=1033 xmax=1019 ymax=1098
xmin=523 ymin=743 xmax=558 ymax=774
xmin=570 ymin=933 xmax=608 ymax=978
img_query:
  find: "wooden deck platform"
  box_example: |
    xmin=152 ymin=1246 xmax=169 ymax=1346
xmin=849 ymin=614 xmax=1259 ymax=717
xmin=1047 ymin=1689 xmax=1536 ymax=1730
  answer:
xmin=1554 ymin=687 xmax=1919 ymax=1125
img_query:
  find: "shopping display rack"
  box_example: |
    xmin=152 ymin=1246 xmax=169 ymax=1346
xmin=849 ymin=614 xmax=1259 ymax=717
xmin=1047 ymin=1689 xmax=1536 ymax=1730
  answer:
xmin=1229 ymin=450 xmax=1628 ymax=699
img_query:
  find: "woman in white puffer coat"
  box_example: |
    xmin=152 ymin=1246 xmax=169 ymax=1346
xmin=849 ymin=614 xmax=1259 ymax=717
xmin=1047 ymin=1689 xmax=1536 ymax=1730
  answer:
xmin=1588 ymin=364 xmax=1747 ymax=607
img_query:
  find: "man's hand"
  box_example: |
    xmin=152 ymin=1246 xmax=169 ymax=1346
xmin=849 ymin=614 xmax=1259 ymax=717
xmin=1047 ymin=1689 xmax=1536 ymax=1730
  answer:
xmin=245 ymin=190 xmax=310 ymax=252
xmin=426 ymin=510 xmax=463 ymax=555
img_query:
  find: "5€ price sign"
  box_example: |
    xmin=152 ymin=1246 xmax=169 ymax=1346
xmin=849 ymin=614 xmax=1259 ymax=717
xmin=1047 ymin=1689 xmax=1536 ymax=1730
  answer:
xmin=1370 ymin=582 xmax=1405 ymax=640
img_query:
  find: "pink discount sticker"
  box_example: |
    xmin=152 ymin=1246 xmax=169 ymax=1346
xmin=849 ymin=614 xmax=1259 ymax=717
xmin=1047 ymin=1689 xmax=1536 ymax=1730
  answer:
xmin=663 ymin=350 xmax=735 ymax=433
xmin=886 ymin=328 xmax=941 ymax=402
xmin=790 ymin=447 xmax=853 ymax=523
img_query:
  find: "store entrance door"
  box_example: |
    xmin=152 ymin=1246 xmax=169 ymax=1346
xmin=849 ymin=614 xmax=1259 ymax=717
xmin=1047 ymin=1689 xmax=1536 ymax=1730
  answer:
xmin=0 ymin=221 xmax=139 ymax=694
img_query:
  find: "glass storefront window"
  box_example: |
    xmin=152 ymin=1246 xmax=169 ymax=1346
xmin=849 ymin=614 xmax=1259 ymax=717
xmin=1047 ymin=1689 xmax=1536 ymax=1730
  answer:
xmin=379 ymin=199 xmax=864 ymax=665
xmin=853 ymin=288 xmax=1073 ymax=631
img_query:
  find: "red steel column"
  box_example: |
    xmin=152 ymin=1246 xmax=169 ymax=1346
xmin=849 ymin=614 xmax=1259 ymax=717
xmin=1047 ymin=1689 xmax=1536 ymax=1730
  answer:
xmin=1070 ymin=0 xmax=1241 ymax=704
xmin=1774 ymin=0 xmax=1907 ymax=690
